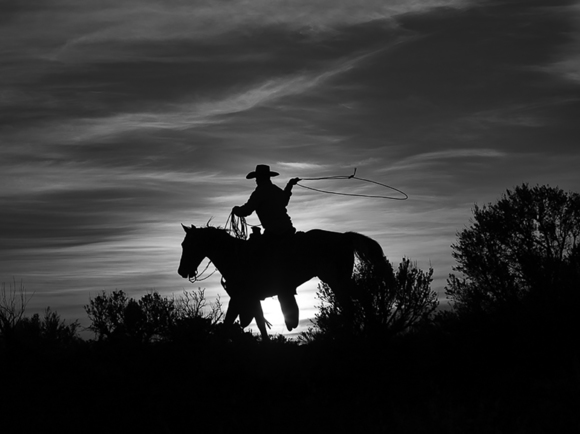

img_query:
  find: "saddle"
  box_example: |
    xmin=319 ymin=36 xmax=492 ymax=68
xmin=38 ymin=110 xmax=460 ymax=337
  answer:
xmin=245 ymin=227 xmax=304 ymax=299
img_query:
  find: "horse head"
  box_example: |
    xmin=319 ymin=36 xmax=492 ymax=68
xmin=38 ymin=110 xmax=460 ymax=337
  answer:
xmin=178 ymin=224 xmax=208 ymax=280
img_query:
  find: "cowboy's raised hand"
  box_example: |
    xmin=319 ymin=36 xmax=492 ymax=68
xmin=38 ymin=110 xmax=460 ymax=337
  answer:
xmin=289 ymin=177 xmax=301 ymax=186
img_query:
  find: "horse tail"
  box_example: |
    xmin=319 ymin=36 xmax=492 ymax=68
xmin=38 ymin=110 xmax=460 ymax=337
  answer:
xmin=345 ymin=232 xmax=388 ymax=274
xmin=344 ymin=232 xmax=393 ymax=322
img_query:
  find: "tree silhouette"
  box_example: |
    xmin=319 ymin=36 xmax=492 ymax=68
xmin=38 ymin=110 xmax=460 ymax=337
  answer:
xmin=446 ymin=183 xmax=580 ymax=318
xmin=13 ymin=307 xmax=80 ymax=348
xmin=85 ymin=290 xmax=130 ymax=341
xmin=84 ymin=289 xmax=227 ymax=343
xmin=0 ymin=280 xmax=33 ymax=345
xmin=303 ymin=257 xmax=438 ymax=342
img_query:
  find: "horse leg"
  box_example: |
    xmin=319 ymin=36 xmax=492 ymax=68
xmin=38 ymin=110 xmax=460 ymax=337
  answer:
xmin=252 ymin=301 xmax=271 ymax=342
xmin=278 ymin=291 xmax=299 ymax=331
xmin=319 ymin=264 xmax=357 ymax=326
xmin=224 ymin=297 xmax=240 ymax=326
xmin=229 ymin=296 xmax=271 ymax=341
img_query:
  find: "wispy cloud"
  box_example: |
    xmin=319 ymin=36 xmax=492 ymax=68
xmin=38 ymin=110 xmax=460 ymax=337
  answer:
xmin=387 ymin=148 xmax=507 ymax=173
xmin=14 ymin=51 xmax=369 ymax=145
xmin=276 ymin=162 xmax=330 ymax=172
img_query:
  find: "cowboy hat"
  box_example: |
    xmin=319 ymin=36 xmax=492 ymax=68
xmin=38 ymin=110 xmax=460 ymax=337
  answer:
xmin=246 ymin=164 xmax=279 ymax=179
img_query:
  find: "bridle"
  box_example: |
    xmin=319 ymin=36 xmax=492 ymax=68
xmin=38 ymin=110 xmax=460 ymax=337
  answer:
xmin=188 ymin=260 xmax=216 ymax=283
xmin=183 ymin=228 xmax=217 ymax=284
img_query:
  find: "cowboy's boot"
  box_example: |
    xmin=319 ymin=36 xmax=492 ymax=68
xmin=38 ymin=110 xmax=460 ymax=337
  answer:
xmin=278 ymin=292 xmax=299 ymax=331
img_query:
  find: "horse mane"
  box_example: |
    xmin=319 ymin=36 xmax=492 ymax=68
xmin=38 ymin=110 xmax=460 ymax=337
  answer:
xmin=198 ymin=224 xmax=240 ymax=241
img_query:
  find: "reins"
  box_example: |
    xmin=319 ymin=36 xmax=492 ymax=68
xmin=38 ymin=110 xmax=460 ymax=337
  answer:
xmin=188 ymin=260 xmax=216 ymax=283
xmin=296 ymin=168 xmax=408 ymax=200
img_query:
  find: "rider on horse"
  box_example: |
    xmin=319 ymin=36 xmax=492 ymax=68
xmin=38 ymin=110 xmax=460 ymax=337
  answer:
xmin=232 ymin=164 xmax=301 ymax=330
xmin=232 ymin=164 xmax=300 ymax=238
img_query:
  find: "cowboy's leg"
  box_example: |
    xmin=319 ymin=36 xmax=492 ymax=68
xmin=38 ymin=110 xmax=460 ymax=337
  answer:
xmin=278 ymin=291 xmax=299 ymax=331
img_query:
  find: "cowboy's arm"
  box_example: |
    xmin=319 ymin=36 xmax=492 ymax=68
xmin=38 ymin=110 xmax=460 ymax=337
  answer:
xmin=232 ymin=191 xmax=260 ymax=217
xmin=284 ymin=178 xmax=301 ymax=194
xmin=282 ymin=178 xmax=301 ymax=204
xmin=232 ymin=202 xmax=253 ymax=217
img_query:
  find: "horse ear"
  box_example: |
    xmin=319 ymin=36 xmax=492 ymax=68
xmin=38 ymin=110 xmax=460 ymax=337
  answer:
xmin=181 ymin=224 xmax=189 ymax=233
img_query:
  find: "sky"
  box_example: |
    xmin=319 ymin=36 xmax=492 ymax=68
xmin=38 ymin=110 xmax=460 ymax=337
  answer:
xmin=1 ymin=0 xmax=579 ymax=337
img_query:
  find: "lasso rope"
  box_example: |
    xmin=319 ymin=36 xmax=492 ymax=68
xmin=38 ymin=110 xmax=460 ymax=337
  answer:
xmin=190 ymin=170 xmax=404 ymax=283
xmin=296 ymin=168 xmax=408 ymax=200
xmin=225 ymin=212 xmax=250 ymax=239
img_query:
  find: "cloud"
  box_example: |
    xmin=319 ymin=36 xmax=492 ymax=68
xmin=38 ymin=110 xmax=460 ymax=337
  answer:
xmin=539 ymin=36 xmax=580 ymax=84
xmin=385 ymin=149 xmax=506 ymax=175
xmin=1 ymin=0 xmax=466 ymax=65
xmin=1 ymin=48 xmax=371 ymax=150
xmin=276 ymin=162 xmax=330 ymax=172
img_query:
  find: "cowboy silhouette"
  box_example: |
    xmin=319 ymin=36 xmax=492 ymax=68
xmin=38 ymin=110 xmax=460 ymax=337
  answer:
xmin=232 ymin=164 xmax=301 ymax=330
xmin=232 ymin=165 xmax=300 ymax=237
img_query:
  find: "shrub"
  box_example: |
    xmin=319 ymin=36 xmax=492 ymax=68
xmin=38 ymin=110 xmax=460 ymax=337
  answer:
xmin=446 ymin=184 xmax=580 ymax=320
xmin=302 ymin=257 xmax=438 ymax=343
xmin=0 ymin=280 xmax=34 ymax=345
xmin=15 ymin=307 xmax=81 ymax=348
xmin=84 ymin=288 xmax=226 ymax=343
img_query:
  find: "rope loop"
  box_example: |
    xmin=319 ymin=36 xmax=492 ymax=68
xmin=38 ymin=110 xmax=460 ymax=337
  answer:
xmin=297 ymin=168 xmax=408 ymax=200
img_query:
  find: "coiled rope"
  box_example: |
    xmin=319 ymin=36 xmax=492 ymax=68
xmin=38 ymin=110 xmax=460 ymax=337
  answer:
xmin=296 ymin=168 xmax=408 ymax=200
xmin=225 ymin=212 xmax=250 ymax=240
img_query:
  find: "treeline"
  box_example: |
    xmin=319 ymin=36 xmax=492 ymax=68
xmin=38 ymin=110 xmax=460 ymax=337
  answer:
xmin=0 ymin=283 xmax=252 ymax=350
xmin=1 ymin=183 xmax=579 ymax=350
xmin=0 ymin=256 xmax=438 ymax=349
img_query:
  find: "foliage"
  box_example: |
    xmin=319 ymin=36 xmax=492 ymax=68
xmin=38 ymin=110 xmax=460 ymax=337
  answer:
xmin=174 ymin=287 xmax=223 ymax=324
xmin=135 ymin=292 xmax=176 ymax=341
xmin=1 ymin=280 xmax=80 ymax=349
xmin=15 ymin=307 xmax=81 ymax=347
xmin=0 ymin=279 xmax=33 ymax=342
xmin=445 ymin=183 xmax=580 ymax=318
xmin=169 ymin=288 xmax=226 ymax=343
xmin=84 ymin=290 xmax=131 ymax=341
xmin=303 ymin=257 xmax=438 ymax=342
xmin=84 ymin=288 xmax=226 ymax=343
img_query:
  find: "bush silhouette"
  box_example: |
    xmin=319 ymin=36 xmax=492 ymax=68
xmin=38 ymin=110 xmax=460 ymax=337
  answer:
xmin=442 ymin=183 xmax=580 ymax=355
xmin=84 ymin=288 xmax=242 ymax=344
xmin=0 ymin=280 xmax=33 ymax=346
xmin=446 ymin=184 xmax=580 ymax=319
xmin=302 ymin=257 xmax=438 ymax=343
xmin=14 ymin=307 xmax=81 ymax=348
xmin=85 ymin=290 xmax=131 ymax=341
xmin=1 ymin=281 xmax=80 ymax=350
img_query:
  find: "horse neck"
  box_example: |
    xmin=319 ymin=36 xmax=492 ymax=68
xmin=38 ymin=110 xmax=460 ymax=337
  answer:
xmin=204 ymin=230 xmax=244 ymax=277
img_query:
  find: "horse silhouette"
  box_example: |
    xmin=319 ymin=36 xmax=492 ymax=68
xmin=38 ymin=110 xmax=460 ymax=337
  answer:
xmin=178 ymin=224 xmax=386 ymax=339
